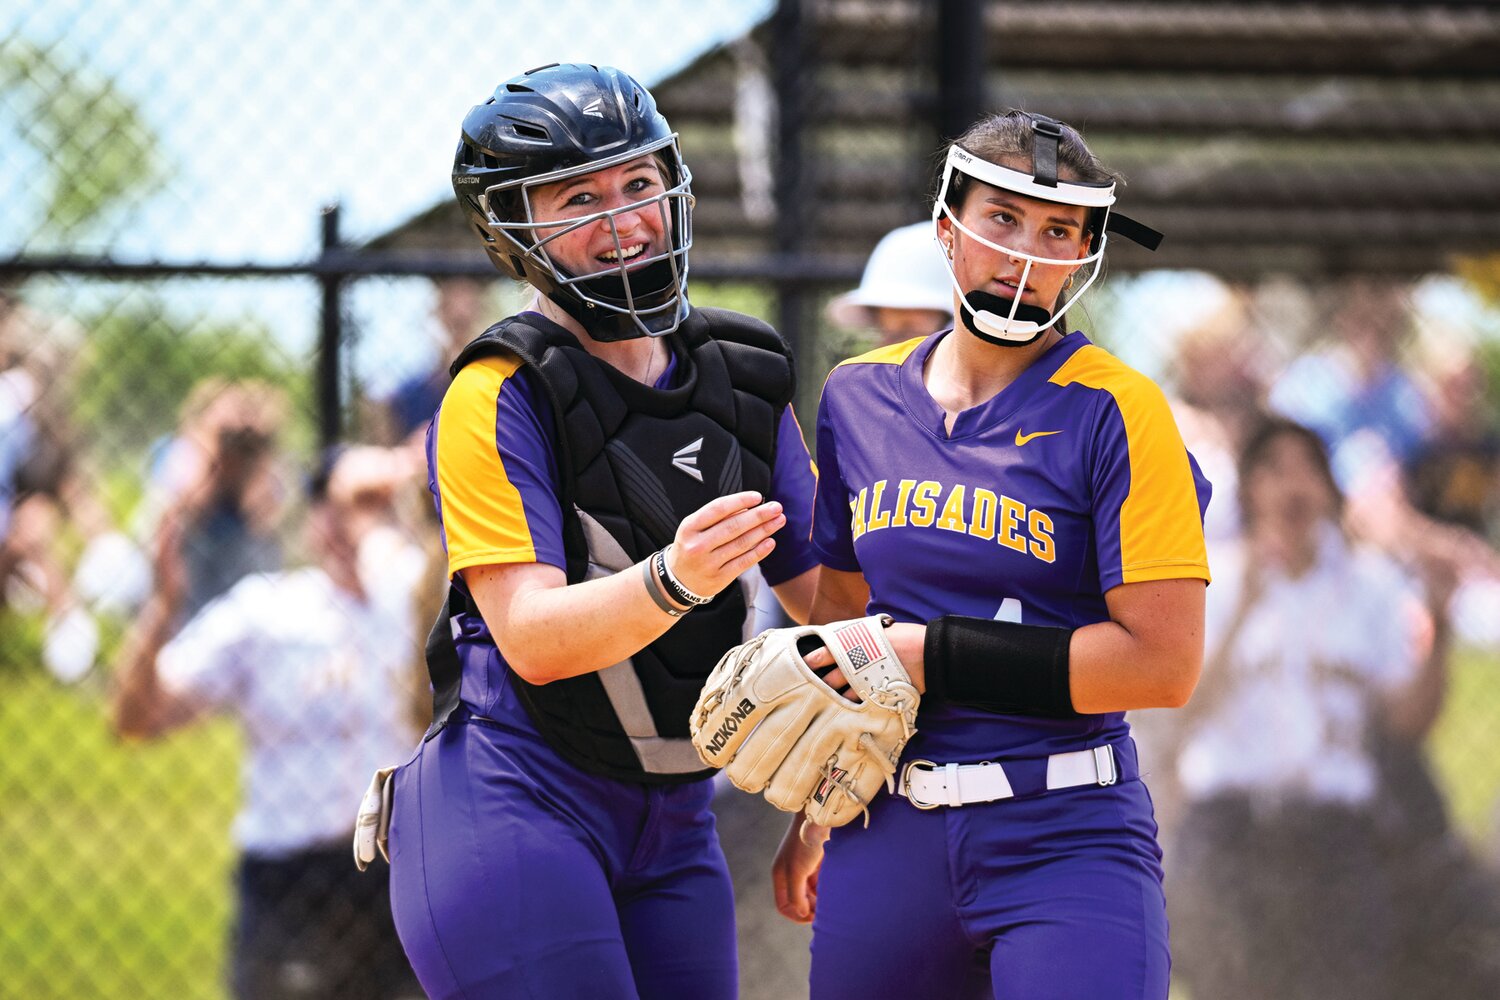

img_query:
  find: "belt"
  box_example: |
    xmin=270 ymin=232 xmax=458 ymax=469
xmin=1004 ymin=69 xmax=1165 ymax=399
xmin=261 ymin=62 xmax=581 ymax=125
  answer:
xmin=898 ymin=743 xmax=1126 ymax=810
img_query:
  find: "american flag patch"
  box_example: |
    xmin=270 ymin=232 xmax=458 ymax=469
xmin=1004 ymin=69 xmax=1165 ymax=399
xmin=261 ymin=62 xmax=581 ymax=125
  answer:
xmin=813 ymin=767 xmax=846 ymax=805
xmin=835 ymin=620 xmax=883 ymax=672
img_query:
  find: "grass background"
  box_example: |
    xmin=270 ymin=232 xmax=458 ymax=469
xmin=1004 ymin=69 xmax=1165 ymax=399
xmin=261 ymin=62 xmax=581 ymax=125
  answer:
xmin=1 ymin=646 xmax=1497 ymax=1000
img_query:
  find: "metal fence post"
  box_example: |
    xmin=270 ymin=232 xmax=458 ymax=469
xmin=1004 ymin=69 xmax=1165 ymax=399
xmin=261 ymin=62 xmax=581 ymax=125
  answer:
xmin=318 ymin=203 xmax=344 ymax=450
xmin=772 ymin=0 xmax=814 ymax=417
xmin=937 ymin=0 xmax=985 ymax=143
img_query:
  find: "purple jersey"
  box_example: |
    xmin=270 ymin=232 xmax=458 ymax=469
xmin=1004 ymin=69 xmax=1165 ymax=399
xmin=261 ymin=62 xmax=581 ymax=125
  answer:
xmin=426 ymin=329 xmax=820 ymax=723
xmin=812 ymin=329 xmax=1211 ymax=761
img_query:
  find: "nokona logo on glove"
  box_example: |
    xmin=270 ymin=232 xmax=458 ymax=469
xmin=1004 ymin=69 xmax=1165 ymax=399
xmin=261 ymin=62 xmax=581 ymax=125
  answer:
xmin=702 ymin=697 xmax=756 ymax=757
xmin=689 ymin=615 xmax=919 ymax=829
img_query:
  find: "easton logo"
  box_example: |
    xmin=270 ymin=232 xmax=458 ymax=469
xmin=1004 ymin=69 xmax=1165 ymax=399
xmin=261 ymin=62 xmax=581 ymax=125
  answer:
xmin=673 ymin=437 xmax=705 ymax=481
xmin=704 ymin=697 xmax=756 ymax=756
xmin=581 ymin=98 xmax=606 ymax=118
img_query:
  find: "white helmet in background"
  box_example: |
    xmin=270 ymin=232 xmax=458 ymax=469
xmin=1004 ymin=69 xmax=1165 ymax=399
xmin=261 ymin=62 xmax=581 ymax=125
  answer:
xmin=827 ymin=222 xmax=955 ymax=331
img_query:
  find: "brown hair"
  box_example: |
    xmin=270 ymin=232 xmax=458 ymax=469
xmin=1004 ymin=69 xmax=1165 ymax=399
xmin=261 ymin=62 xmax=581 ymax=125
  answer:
xmin=1236 ymin=415 xmax=1344 ymax=528
xmin=939 ymin=110 xmax=1120 ymax=236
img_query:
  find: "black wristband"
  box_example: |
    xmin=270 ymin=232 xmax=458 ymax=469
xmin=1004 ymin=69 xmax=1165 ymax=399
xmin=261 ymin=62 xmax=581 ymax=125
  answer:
xmin=655 ymin=547 xmax=714 ymax=606
xmin=923 ymin=615 xmax=1079 ymax=718
xmin=642 ymin=556 xmax=687 ymax=617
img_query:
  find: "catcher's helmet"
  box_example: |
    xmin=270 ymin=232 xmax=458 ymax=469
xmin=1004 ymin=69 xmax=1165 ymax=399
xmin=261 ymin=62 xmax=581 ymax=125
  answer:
xmin=453 ymin=63 xmax=694 ymax=341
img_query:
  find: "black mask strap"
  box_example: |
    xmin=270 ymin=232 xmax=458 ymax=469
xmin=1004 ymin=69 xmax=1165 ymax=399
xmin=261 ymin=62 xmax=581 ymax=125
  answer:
xmin=1105 ymin=212 xmax=1164 ymax=252
xmin=1029 ymin=115 xmax=1064 ymax=188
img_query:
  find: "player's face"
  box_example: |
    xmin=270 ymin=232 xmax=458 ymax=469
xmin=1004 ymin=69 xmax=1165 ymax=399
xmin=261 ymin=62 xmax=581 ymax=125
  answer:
xmin=529 ymin=155 xmax=671 ymax=278
xmin=873 ymin=307 xmax=951 ymax=345
xmin=1244 ymin=432 xmax=1338 ymax=535
xmin=946 ymin=178 xmax=1092 ymax=312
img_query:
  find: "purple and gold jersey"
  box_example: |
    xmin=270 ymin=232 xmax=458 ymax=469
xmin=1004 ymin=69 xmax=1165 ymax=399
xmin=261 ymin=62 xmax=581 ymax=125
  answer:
xmin=813 ymin=329 xmax=1211 ymax=761
xmin=425 ymin=328 xmax=820 ymax=721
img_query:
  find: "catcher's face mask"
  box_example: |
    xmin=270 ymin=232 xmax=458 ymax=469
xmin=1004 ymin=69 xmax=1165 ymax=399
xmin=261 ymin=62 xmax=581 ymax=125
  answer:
xmin=933 ymin=116 xmax=1162 ymax=347
xmin=477 ymin=137 xmax=695 ymax=341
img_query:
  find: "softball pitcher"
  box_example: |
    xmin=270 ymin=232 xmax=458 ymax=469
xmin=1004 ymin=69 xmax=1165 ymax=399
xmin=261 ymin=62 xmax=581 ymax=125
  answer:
xmin=381 ymin=64 xmax=819 ymax=999
xmin=772 ymin=110 xmax=1212 ymax=1000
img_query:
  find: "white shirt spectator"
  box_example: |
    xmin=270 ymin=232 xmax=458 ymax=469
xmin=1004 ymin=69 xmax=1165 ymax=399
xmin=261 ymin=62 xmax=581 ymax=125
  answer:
xmin=1177 ymin=525 xmax=1419 ymax=807
xmin=157 ymin=548 xmax=423 ymax=856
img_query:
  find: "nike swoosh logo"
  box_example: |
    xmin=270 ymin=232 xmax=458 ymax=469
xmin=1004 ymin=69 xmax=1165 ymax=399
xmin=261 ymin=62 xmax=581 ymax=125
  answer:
xmin=1015 ymin=429 xmax=1064 ymax=447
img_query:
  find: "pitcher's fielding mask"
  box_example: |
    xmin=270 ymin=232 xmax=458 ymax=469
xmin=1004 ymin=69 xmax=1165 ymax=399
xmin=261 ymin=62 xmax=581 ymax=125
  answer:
xmin=452 ymin=63 xmax=695 ymax=341
xmin=933 ymin=111 xmax=1163 ymax=347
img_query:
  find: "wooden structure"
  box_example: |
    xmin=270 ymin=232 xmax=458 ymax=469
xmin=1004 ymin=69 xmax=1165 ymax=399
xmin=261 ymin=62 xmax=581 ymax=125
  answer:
xmin=370 ymin=1 xmax=1500 ymax=283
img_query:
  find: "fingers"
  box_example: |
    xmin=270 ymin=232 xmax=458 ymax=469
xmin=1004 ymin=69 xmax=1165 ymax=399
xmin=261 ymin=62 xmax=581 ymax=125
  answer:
xmin=802 ymin=645 xmax=859 ymax=701
xmin=671 ymin=491 xmax=789 ymax=594
xmin=677 ymin=490 xmax=766 ymax=534
xmin=774 ymin=867 xmax=817 ymax=924
xmin=773 ymin=814 xmax=824 ymax=924
xmin=820 ymin=667 xmax=859 ymax=702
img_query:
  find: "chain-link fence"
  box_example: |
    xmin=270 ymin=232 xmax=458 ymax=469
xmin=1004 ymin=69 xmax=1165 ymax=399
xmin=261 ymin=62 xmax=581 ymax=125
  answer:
xmin=4 ymin=1 xmax=1500 ymax=998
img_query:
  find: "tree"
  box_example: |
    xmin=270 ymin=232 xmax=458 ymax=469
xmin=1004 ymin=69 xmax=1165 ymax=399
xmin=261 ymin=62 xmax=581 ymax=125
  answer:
xmin=0 ymin=38 xmax=162 ymax=246
xmin=69 ymin=305 xmax=311 ymax=466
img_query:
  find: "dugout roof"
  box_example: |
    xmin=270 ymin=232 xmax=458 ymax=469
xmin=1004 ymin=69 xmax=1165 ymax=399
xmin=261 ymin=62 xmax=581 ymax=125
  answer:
xmin=369 ymin=1 xmax=1500 ymax=280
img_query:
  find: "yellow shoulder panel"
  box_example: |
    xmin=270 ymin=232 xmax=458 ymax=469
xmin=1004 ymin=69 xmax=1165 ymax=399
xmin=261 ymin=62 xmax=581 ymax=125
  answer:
xmin=1050 ymin=345 xmax=1210 ymax=584
xmin=435 ymin=354 xmax=539 ymax=575
xmin=832 ymin=336 xmax=927 ymax=371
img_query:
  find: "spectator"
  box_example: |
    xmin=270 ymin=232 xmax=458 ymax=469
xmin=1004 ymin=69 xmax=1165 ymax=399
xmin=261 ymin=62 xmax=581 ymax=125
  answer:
xmin=141 ymin=378 xmax=288 ymax=623
xmin=1 ymin=294 xmax=142 ymax=681
xmin=1269 ymin=277 xmax=1432 ymax=488
xmin=826 ymin=221 xmax=954 ymax=346
xmin=110 ymin=446 xmax=427 ymax=1000
xmin=375 ymin=276 xmax=492 ymax=444
xmin=1406 ymin=347 xmax=1500 ymax=542
xmin=1167 ymin=417 xmax=1481 ymax=1000
xmin=1164 ymin=283 xmax=1266 ymax=544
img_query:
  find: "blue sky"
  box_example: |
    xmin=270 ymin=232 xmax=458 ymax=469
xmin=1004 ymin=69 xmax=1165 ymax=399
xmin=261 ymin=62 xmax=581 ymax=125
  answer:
xmin=5 ymin=0 xmax=772 ymax=258
xmin=4 ymin=0 xmax=1496 ymax=395
xmin=2 ymin=0 xmax=774 ymax=387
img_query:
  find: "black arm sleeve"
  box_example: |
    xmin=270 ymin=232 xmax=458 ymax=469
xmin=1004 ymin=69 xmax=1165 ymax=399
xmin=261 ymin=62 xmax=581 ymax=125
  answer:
xmin=923 ymin=615 xmax=1079 ymax=718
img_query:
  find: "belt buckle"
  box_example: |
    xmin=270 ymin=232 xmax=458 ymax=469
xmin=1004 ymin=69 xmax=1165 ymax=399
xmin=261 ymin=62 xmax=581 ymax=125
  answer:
xmin=1093 ymin=745 xmax=1118 ymax=786
xmin=901 ymin=759 xmax=940 ymax=810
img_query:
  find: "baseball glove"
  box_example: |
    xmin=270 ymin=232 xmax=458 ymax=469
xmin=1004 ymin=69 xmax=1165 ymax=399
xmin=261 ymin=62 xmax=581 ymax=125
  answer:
xmin=689 ymin=615 xmax=919 ymax=828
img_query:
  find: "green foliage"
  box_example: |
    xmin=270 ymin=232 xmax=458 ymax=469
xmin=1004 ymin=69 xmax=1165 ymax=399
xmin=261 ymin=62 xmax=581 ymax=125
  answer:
xmin=0 ymin=38 xmax=163 ymax=243
xmin=67 ymin=304 xmax=311 ymax=468
xmin=1430 ymin=646 xmax=1500 ymax=845
xmin=0 ymin=608 xmax=44 ymax=678
xmin=0 ymin=671 xmax=241 ymax=1000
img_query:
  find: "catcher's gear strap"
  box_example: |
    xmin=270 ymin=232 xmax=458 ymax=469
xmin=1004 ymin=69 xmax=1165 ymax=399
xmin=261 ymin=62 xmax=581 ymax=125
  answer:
xmin=924 ymin=615 xmax=1079 ymax=718
xmin=431 ymin=306 xmax=795 ymax=782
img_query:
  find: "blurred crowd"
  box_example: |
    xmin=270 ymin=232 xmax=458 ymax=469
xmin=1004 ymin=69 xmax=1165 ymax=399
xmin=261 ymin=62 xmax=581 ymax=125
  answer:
xmin=6 ymin=252 xmax=1500 ymax=997
xmin=1 ymin=284 xmax=452 ymax=998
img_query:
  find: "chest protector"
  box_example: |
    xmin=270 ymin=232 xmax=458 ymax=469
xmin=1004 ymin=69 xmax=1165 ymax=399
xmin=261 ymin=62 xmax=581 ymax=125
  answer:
xmin=425 ymin=307 xmax=795 ymax=784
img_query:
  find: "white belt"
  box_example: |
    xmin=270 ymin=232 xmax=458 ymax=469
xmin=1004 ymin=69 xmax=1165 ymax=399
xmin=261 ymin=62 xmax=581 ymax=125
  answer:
xmin=898 ymin=745 xmax=1119 ymax=810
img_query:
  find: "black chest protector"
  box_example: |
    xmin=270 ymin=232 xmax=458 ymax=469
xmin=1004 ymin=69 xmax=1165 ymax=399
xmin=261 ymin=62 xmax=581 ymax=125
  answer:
xmin=424 ymin=307 xmax=795 ymax=784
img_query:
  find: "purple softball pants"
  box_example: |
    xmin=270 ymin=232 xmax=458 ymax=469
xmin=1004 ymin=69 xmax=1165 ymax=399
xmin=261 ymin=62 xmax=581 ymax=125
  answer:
xmin=387 ymin=713 xmax=737 ymax=1000
xmin=810 ymin=739 xmax=1170 ymax=1000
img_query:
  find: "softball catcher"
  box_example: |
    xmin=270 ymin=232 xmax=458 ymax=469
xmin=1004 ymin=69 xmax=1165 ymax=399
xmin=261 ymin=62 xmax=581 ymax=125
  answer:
xmin=373 ymin=63 xmax=820 ymax=1000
